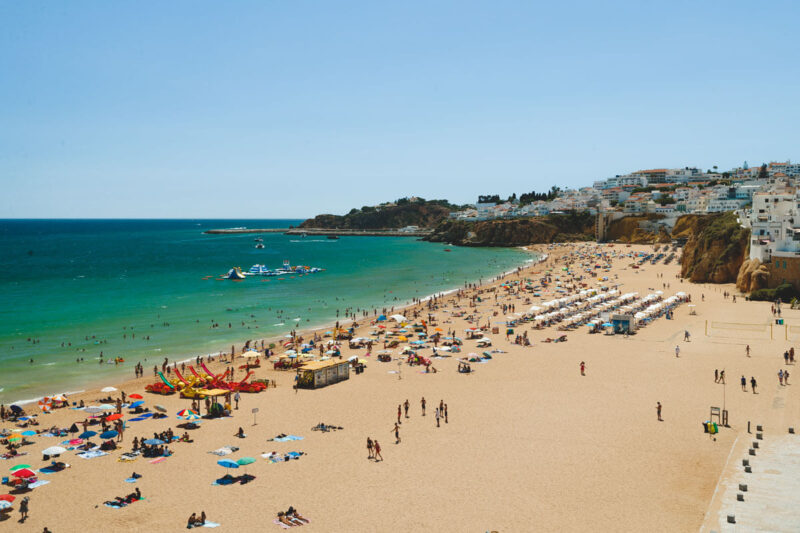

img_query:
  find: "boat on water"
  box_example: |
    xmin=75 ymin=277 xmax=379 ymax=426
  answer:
xmin=255 ymin=243 xmax=265 ymax=249
xmin=254 ymin=237 xmax=264 ymax=242
xmin=327 ymin=235 xmax=339 ymax=240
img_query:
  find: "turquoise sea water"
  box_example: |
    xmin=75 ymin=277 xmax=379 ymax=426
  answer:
xmin=0 ymin=220 xmax=529 ymax=404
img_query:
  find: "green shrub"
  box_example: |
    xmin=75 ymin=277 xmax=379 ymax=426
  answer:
xmin=774 ymin=283 xmax=798 ymax=302
xmin=750 ymin=288 xmax=776 ymax=301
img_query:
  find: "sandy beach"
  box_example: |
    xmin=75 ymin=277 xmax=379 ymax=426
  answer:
xmin=2 ymin=243 xmax=797 ymax=532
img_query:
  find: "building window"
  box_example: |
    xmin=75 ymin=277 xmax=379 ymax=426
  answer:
xmin=784 ymin=261 xmax=787 ymax=269
xmin=776 ymin=260 xmax=780 ymax=268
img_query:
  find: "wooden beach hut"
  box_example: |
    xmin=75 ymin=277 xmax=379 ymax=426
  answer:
xmin=297 ymin=360 xmax=350 ymax=389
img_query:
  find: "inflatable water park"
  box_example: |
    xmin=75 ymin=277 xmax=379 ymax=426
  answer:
xmin=221 ymin=260 xmax=324 ymax=280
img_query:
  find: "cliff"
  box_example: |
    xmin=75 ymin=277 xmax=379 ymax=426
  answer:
xmin=425 ymin=212 xmax=596 ymax=246
xmin=606 ymin=215 xmax=672 ymax=243
xmin=300 ymin=201 xmax=453 ymax=230
xmin=679 ymin=212 xmax=750 ymax=283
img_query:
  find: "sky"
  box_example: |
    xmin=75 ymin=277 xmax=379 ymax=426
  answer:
xmin=1 ymin=1 xmax=799 ymax=218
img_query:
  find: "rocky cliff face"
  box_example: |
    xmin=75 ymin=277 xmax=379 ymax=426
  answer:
xmin=300 ymin=203 xmax=452 ymax=229
xmin=736 ymin=258 xmax=770 ymax=292
xmin=679 ymin=212 xmax=750 ymax=283
xmin=425 ymin=212 xmax=595 ymax=246
xmin=605 ymin=215 xmax=672 ymax=243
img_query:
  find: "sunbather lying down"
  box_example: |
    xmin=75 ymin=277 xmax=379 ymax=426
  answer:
xmin=277 ymin=506 xmax=308 ymax=527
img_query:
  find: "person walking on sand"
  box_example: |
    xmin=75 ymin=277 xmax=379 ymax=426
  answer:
xmin=391 ymin=422 xmax=401 ymax=444
xmin=234 ymin=391 xmax=240 ymax=410
xmin=19 ymin=496 xmax=29 ymax=522
xmin=444 ymin=403 xmax=448 ymax=424
xmin=435 ymin=407 xmax=440 ymax=427
xmin=367 ymin=437 xmax=374 ymax=459
xmin=580 ymin=361 xmax=586 ymax=376
xmin=746 ymin=344 xmax=750 ymax=358
xmin=779 ymin=369 xmax=784 ymax=386
xmin=373 ymin=440 xmax=382 ymax=461
xmin=656 ymin=402 xmax=662 ymax=421
xmin=403 ymin=399 xmax=410 ymax=419
xmin=751 ymin=376 xmax=757 ymax=393
xmin=785 ymin=370 xmax=790 ymax=385
xmin=397 ymin=405 xmax=402 ymax=424
xmin=715 ymin=369 xmax=719 ymax=383
xmin=675 ymin=345 xmax=680 ymax=358
xmin=741 ymin=375 xmax=747 ymax=392
xmin=684 ymin=330 xmax=690 ymax=341
xmin=421 ymin=397 xmax=426 ymax=416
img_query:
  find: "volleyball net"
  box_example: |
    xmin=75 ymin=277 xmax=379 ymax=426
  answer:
xmin=706 ymin=320 xmax=772 ymax=339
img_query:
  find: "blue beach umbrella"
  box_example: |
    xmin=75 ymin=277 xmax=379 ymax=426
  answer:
xmin=21 ymin=431 xmax=36 ymax=437
xmin=144 ymin=438 xmax=165 ymax=446
xmin=79 ymin=431 xmax=97 ymax=439
xmin=129 ymin=401 xmax=144 ymax=408
xmin=217 ymin=459 xmax=239 ymax=469
xmin=100 ymin=430 xmax=118 ymax=439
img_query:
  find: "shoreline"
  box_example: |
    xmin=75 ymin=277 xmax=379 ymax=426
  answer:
xmin=4 ymin=247 xmax=541 ymax=407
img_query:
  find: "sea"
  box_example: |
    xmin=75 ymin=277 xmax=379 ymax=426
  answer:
xmin=0 ymin=219 xmax=532 ymax=405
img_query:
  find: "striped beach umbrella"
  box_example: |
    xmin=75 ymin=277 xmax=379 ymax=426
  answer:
xmin=9 ymin=464 xmax=31 ymax=472
xmin=176 ymin=409 xmax=198 ymax=418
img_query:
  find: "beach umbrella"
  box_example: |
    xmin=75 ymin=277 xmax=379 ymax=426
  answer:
xmin=236 ymin=457 xmax=255 ymax=466
xmin=144 ymin=438 xmax=165 ymax=446
xmin=68 ymin=439 xmax=83 ymax=446
xmin=43 ymin=446 xmax=66 ymax=456
xmin=217 ymin=459 xmax=239 ymax=469
xmin=99 ymin=431 xmax=118 ymax=439
xmin=176 ymin=409 xmax=198 ymax=418
xmin=101 ymin=386 xmax=117 ymax=393
xmin=12 ymin=468 xmax=36 ymax=479
xmin=0 ymin=494 xmax=14 ymax=502
xmin=0 ymin=501 xmax=11 ymax=510
xmin=105 ymin=413 xmax=123 ymax=421
xmin=128 ymin=393 xmax=143 ymax=400
xmin=154 ymin=405 xmax=167 ymax=413
xmin=129 ymin=401 xmax=144 ymax=408
xmin=38 ymin=398 xmax=52 ymax=412
xmin=242 ymin=351 xmax=260 ymax=358
xmin=7 ymin=434 xmax=22 ymax=442
xmin=9 ymin=405 xmax=22 ymax=414
xmin=9 ymin=464 xmax=31 ymax=472
xmin=98 ymin=404 xmax=114 ymax=410
xmin=51 ymin=394 xmax=67 ymax=402
xmin=84 ymin=406 xmax=104 ymax=414
xmin=79 ymin=431 xmax=97 ymax=439
xmin=21 ymin=431 xmax=36 ymax=437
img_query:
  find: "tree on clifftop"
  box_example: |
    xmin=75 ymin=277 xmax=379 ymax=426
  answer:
xmin=758 ymin=163 xmax=768 ymax=181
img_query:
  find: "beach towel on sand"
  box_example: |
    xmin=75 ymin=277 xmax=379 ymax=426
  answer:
xmin=270 ymin=435 xmax=303 ymax=442
xmin=209 ymin=446 xmax=238 ymax=456
xmin=28 ymin=480 xmax=50 ymax=489
xmin=77 ymin=450 xmax=108 ymax=459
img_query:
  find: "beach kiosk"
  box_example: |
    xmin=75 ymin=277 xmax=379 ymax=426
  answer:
xmin=611 ymin=314 xmax=636 ymax=335
xmin=298 ymin=360 xmax=350 ymax=389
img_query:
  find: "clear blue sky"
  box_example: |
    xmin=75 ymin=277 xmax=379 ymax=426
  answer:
xmin=1 ymin=1 xmax=799 ymax=218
